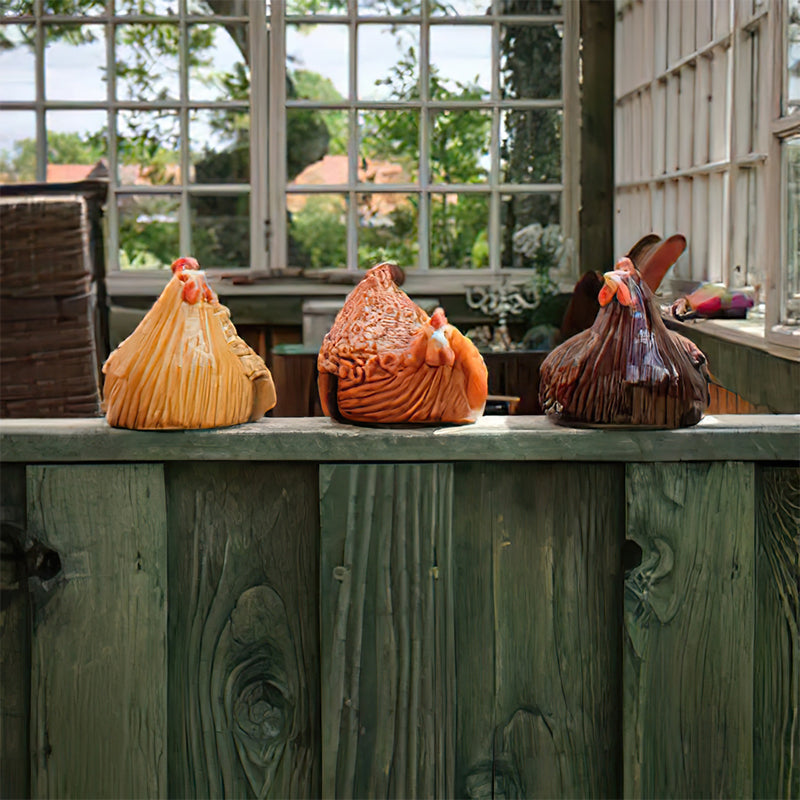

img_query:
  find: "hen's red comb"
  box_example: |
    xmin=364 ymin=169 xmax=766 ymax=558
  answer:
xmin=171 ymin=256 xmax=200 ymax=274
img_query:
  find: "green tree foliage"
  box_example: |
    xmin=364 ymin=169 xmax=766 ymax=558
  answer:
xmin=0 ymin=131 xmax=105 ymax=182
xmin=499 ymin=0 xmax=563 ymax=265
xmin=291 ymin=40 xmax=493 ymax=270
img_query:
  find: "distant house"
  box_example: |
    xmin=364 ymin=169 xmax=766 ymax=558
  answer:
xmin=288 ymin=154 xmax=411 ymax=223
xmin=46 ymin=162 xmax=106 ymax=182
xmin=46 ymin=159 xmax=186 ymax=185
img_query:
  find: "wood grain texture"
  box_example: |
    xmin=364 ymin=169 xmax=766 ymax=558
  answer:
xmin=166 ymin=461 xmax=320 ymax=800
xmin=26 ymin=464 xmax=167 ymax=800
xmin=624 ymin=461 xmax=755 ymax=798
xmin=2 ymin=415 xmax=798 ymax=464
xmin=0 ymin=463 xmax=29 ymax=800
xmin=453 ymin=462 xmax=624 ymax=799
xmin=319 ymin=463 xmax=455 ymax=799
xmin=754 ymin=465 xmax=799 ymax=799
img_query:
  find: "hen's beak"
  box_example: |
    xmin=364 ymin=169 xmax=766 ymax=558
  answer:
xmin=598 ymin=258 xmax=636 ymax=307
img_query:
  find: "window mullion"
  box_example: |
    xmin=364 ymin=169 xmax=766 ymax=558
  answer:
xmin=489 ymin=11 xmax=500 ymax=273
xmin=250 ymin=0 xmax=269 ymax=274
xmin=418 ymin=0 xmax=430 ymax=271
xmin=34 ymin=0 xmax=45 ymax=183
xmin=347 ymin=0 xmax=358 ymax=272
xmin=106 ymin=0 xmax=120 ymax=272
xmin=269 ymin=2 xmax=287 ymax=273
xmin=178 ymin=0 xmax=191 ymax=258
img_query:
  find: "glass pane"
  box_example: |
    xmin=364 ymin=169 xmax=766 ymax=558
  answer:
xmin=0 ymin=24 xmax=35 ymax=101
xmin=190 ymin=109 xmax=249 ymax=185
xmin=359 ymin=0 xmax=421 ymax=14
xmin=43 ymin=0 xmax=106 ymax=13
xmin=114 ymin=0 xmax=179 ymax=14
xmin=358 ymin=23 xmax=419 ymax=101
xmin=46 ymin=110 xmax=108 ymax=181
xmin=190 ymin=193 xmax=250 ymax=268
xmin=430 ymin=109 xmax=490 ymax=184
xmin=288 ymin=193 xmax=348 ymax=269
xmin=788 ymin=0 xmax=800 ymax=114
xmin=430 ymin=0 xmax=490 ymax=15
xmin=429 ymin=25 xmax=491 ymax=100
xmin=429 ymin=192 xmax=489 ymax=269
xmin=501 ymin=108 xmax=562 ymax=183
xmin=115 ymin=23 xmax=180 ymax=102
xmin=287 ymin=109 xmax=348 ymax=182
xmin=187 ymin=0 xmax=248 ymax=13
xmin=2 ymin=1 xmax=34 ymax=14
xmin=359 ymin=109 xmax=418 ymax=182
xmin=287 ymin=23 xmax=349 ymax=100
xmin=500 ymin=0 xmax=563 ymax=15
xmin=118 ymin=193 xmax=180 ymax=270
xmin=0 ymin=111 xmax=36 ymax=183
xmin=784 ymin=135 xmax=800 ymax=325
xmin=45 ymin=24 xmax=106 ymax=102
xmin=500 ymin=23 xmax=562 ymax=100
xmin=117 ymin=109 xmax=180 ymax=185
xmin=500 ymin=191 xmax=562 ymax=268
xmin=188 ymin=24 xmax=249 ymax=103
xmin=287 ymin=0 xmax=347 ymax=14
xmin=358 ymin=192 xmax=418 ymax=269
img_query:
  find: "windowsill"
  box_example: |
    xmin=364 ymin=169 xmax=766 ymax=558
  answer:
xmin=665 ymin=315 xmax=800 ymax=363
xmin=105 ymin=269 xmax=579 ymax=300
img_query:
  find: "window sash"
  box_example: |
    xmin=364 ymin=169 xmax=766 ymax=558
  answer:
xmin=274 ymin=0 xmax=579 ymax=274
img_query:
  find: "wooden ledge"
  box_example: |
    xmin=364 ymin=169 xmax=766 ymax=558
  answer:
xmin=1 ymin=414 xmax=798 ymax=464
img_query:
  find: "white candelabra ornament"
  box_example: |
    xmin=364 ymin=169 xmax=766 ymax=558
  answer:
xmin=465 ymin=281 xmax=540 ymax=351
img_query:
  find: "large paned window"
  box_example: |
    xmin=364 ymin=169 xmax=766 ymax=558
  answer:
xmin=614 ymin=0 xmax=800 ymax=347
xmin=0 ymin=0 xmax=259 ymax=272
xmin=0 ymin=0 xmax=579 ymax=282
xmin=278 ymin=0 xmax=579 ymax=275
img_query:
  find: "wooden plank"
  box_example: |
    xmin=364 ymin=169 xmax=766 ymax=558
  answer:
xmin=26 ymin=464 xmax=167 ymax=799
xmin=623 ymin=461 xmax=755 ymax=798
xmin=319 ymin=463 xmax=455 ymax=799
xmin=487 ymin=462 xmax=623 ymax=798
xmin=754 ymin=465 xmax=800 ymax=798
xmin=580 ymin=0 xmax=615 ymax=275
xmin=0 ymin=463 xmax=29 ymax=800
xmin=450 ymin=463 xmax=496 ymax=799
xmin=3 ymin=416 xmax=799 ymax=465
xmin=165 ymin=461 xmax=320 ymax=800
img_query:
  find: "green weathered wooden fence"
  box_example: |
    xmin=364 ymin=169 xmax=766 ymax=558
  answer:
xmin=1 ymin=416 xmax=798 ymax=800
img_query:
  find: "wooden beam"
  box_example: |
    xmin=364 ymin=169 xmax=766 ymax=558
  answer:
xmin=580 ymin=0 xmax=616 ymax=271
xmin=1 ymin=416 xmax=798 ymax=465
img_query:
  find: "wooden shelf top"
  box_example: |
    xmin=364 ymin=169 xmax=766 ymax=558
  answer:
xmin=1 ymin=414 xmax=798 ymax=464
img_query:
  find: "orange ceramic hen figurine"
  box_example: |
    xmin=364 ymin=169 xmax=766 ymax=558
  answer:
xmin=103 ymin=257 xmax=276 ymax=429
xmin=318 ymin=262 xmax=488 ymax=424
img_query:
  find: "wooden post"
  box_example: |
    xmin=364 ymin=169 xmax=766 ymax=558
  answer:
xmin=0 ymin=464 xmax=29 ymax=800
xmin=26 ymin=464 xmax=168 ymax=800
xmin=624 ymin=461 xmax=755 ymax=797
xmin=319 ymin=463 xmax=455 ymax=799
xmin=454 ymin=462 xmax=624 ymax=799
xmin=754 ymin=465 xmax=800 ymax=798
xmin=165 ymin=461 xmax=321 ymax=800
xmin=581 ymin=0 xmax=615 ymax=271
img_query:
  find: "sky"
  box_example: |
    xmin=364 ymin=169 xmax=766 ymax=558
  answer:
xmin=0 ymin=19 xmax=493 ymax=156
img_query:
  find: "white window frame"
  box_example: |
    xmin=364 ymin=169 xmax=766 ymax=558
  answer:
xmin=0 ymin=0 xmax=268 ymax=273
xmin=0 ymin=0 xmax=581 ymax=292
xmin=614 ymin=0 xmax=799 ymax=350
xmin=273 ymin=1 xmax=580 ymax=282
xmin=765 ymin=0 xmax=800 ymax=345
